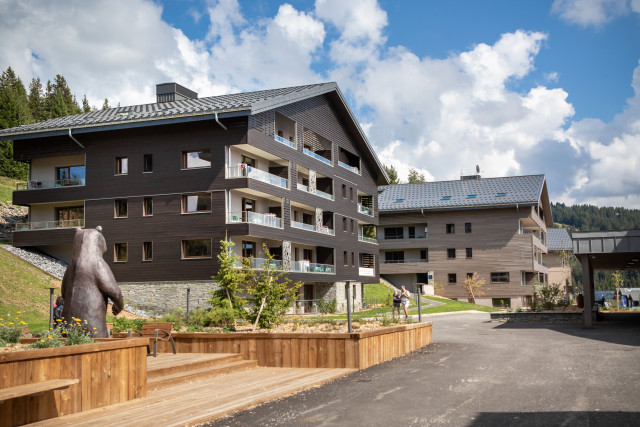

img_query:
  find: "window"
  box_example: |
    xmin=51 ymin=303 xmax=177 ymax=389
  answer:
xmin=350 ymin=187 xmax=354 ymax=201
xmin=302 ymin=213 xmax=313 ymax=225
xmin=447 ymin=248 xmax=456 ymax=259
xmin=142 ymin=242 xmax=153 ymax=261
xmin=342 ymin=184 xmax=347 ymax=198
xmin=417 ymin=273 xmax=429 ymax=283
xmin=183 ymin=149 xmax=211 ymax=169
xmin=384 ymin=227 xmax=403 ymax=239
xmin=385 ymin=251 xmax=404 ymax=263
xmin=394 ymin=199 xmax=404 ymax=203
xmin=351 ymin=252 xmax=355 ymax=267
xmin=115 ymin=157 xmax=128 ymax=175
xmin=182 ymin=193 xmax=211 ymax=213
xmin=55 ymin=165 xmax=85 ymax=186
xmin=442 ymin=195 xmax=451 ymax=200
xmin=492 ymin=298 xmax=511 ymax=308
xmin=465 ymin=223 xmax=472 ymax=233
xmin=466 ymin=248 xmax=472 ymax=258
xmin=467 ymin=194 xmax=476 ymax=199
xmin=114 ymin=243 xmax=127 ymax=262
xmin=143 ymin=197 xmax=153 ymax=216
xmin=344 ymin=251 xmax=348 ymax=265
xmin=303 ymin=249 xmax=313 ymax=261
xmin=420 ymin=249 xmax=428 ymax=261
xmin=241 ymin=155 xmax=256 ymax=168
xmin=467 ymin=273 xmax=474 ymax=280
xmin=114 ymin=199 xmax=128 ymax=218
xmin=351 ymin=219 xmax=355 ymax=234
xmin=448 ymin=273 xmax=457 ymax=284
xmin=55 ymin=206 xmax=84 ymax=224
xmin=408 ymin=226 xmax=415 ymax=238
xmin=343 ymin=217 xmax=347 ymax=232
xmin=143 ymin=154 xmax=153 ymax=173
xmin=491 ymin=272 xmax=510 ymax=283
xmin=496 ymin=192 xmax=506 ymax=197
xmin=182 ymin=239 xmax=212 ymax=259
xmin=446 ymin=224 xmax=455 ymax=234
xmin=242 ymin=241 xmax=256 ymax=258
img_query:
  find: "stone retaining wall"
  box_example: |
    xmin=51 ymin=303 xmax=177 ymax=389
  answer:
xmin=490 ymin=311 xmax=594 ymax=324
xmin=118 ymin=281 xmax=217 ymax=315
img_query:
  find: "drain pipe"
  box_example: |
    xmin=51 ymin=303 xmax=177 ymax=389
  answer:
xmin=68 ymin=128 xmax=85 ymax=149
xmin=214 ymin=112 xmax=227 ymax=131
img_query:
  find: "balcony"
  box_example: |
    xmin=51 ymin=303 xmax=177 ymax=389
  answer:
xmin=296 ymin=183 xmax=334 ymax=201
xmin=303 ymin=148 xmax=331 ymax=166
xmin=14 ymin=219 xmax=84 ymax=231
xmin=274 ymin=134 xmax=295 ymax=149
xmin=290 ymin=261 xmax=334 ymax=274
xmin=228 ymin=211 xmax=281 ymax=228
xmin=291 ymin=220 xmax=334 ymax=235
xmin=338 ymin=161 xmax=359 ymax=174
xmin=227 ymin=164 xmax=287 ymax=189
xmin=16 ymin=179 xmax=85 ymax=190
xmin=382 ymin=259 xmax=428 ymax=264
xmin=357 ymin=204 xmax=373 ymax=216
xmin=358 ymin=235 xmax=377 ymax=244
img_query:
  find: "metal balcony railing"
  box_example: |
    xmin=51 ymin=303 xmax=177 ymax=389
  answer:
xmin=358 ymin=235 xmax=377 ymax=244
xmin=274 ymin=135 xmax=295 ymax=148
xmin=227 ymin=211 xmax=281 ymax=228
xmin=16 ymin=179 xmax=85 ymax=190
xmin=14 ymin=219 xmax=84 ymax=231
xmin=338 ymin=161 xmax=359 ymax=174
xmin=290 ymin=261 xmax=334 ymax=274
xmin=357 ymin=204 xmax=373 ymax=215
xmin=291 ymin=220 xmax=316 ymax=232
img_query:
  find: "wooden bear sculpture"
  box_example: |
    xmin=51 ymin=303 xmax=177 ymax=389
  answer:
xmin=61 ymin=226 xmax=124 ymax=338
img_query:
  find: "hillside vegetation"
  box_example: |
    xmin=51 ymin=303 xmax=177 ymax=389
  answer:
xmin=0 ymin=249 xmax=54 ymax=331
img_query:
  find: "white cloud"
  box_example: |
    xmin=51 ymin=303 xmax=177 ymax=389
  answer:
xmin=551 ymin=0 xmax=631 ymax=27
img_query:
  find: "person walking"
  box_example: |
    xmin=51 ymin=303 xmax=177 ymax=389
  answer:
xmin=401 ymin=286 xmax=411 ymax=320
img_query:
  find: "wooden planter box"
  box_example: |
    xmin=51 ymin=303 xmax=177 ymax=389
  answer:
xmin=158 ymin=322 xmax=432 ymax=370
xmin=0 ymin=339 xmax=149 ymax=426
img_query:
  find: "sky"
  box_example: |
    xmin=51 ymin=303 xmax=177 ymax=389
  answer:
xmin=0 ymin=0 xmax=639 ymax=208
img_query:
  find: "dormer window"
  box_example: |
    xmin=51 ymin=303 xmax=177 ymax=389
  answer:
xmin=442 ymin=196 xmax=451 ymax=200
xmin=496 ymin=192 xmax=506 ymax=197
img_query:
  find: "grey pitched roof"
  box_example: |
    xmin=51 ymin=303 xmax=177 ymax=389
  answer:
xmin=0 ymin=83 xmax=337 ymax=140
xmin=378 ymin=175 xmax=546 ymax=211
xmin=547 ymin=228 xmax=573 ymax=251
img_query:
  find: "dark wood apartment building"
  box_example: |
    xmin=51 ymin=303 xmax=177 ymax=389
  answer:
xmin=1 ymin=82 xmax=387 ymax=313
xmin=377 ymin=174 xmax=553 ymax=308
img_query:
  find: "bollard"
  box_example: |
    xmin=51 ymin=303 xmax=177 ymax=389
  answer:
xmin=417 ymin=286 xmax=422 ymax=322
xmin=346 ymin=281 xmax=352 ymax=333
xmin=186 ymin=288 xmax=191 ymax=322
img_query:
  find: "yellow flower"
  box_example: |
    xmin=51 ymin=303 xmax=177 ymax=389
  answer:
xmin=20 ymin=321 xmax=26 ymax=325
xmin=40 ymin=339 xmax=45 ymax=342
xmin=17 ymin=311 xmax=21 ymax=314
xmin=8 ymin=322 xmax=14 ymax=325
xmin=73 ymin=317 xmax=80 ymax=322
xmin=0 ymin=318 xmax=4 ymax=321
xmin=48 ymin=336 xmax=53 ymax=340
xmin=92 ymin=327 xmax=96 ymax=330
xmin=55 ymin=319 xmax=62 ymax=322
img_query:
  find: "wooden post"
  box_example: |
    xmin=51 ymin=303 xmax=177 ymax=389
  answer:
xmin=346 ymin=281 xmax=352 ymax=333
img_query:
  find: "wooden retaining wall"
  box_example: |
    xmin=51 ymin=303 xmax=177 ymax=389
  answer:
xmin=0 ymin=339 xmax=149 ymax=426
xmin=158 ymin=322 xmax=432 ymax=370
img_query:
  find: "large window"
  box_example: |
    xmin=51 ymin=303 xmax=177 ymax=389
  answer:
xmin=448 ymin=273 xmax=457 ymax=284
xmin=55 ymin=206 xmax=84 ymax=223
xmin=491 ymin=272 xmax=510 ymax=283
xmin=384 ymin=227 xmax=403 ymax=239
xmin=182 ymin=193 xmax=211 ymax=213
xmin=466 ymin=248 xmax=473 ymax=258
xmin=183 ymin=149 xmax=211 ymax=169
xmin=385 ymin=251 xmax=404 ymax=263
xmin=114 ymin=243 xmax=127 ymax=262
xmin=447 ymin=248 xmax=456 ymax=259
xmin=114 ymin=199 xmax=128 ymax=218
xmin=55 ymin=166 xmax=85 ymax=186
xmin=182 ymin=239 xmax=212 ymax=258
xmin=446 ymin=224 xmax=455 ymax=234
xmin=465 ymin=222 xmax=472 ymax=233
xmin=142 ymin=242 xmax=153 ymax=261
xmin=420 ymin=249 xmax=428 ymax=261
xmin=115 ymin=157 xmax=128 ymax=175
xmin=242 ymin=241 xmax=256 ymax=258
xmin=408 ymin=226 xmax=416 ymax=238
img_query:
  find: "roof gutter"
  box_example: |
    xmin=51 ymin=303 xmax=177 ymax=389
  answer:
xmin=214 ymin=112 xmax=227 ymax=131
xmin=68 ymin=128 xmax=85 ymax=149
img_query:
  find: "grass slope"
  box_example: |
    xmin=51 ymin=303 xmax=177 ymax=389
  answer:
xmin=0 ymin=176 xmax=20 ymax=204
xmin=0 ymin=248 xmax=57 ymax=331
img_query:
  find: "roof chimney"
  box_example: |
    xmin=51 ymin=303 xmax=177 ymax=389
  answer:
xmin=156 ymin=83 xmax=198 ymax=103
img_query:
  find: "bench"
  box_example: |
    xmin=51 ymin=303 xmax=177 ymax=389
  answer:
xmin=127 ymin=322 xmax=176 ymax=357
xmin=0 ymin=379 xmax=79 ymax=404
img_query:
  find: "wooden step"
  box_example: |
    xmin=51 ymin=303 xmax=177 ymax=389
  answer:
xmin=147 ymin=353 xmax=245 ymax=379
xmin=148 ymin=360 xmax=258 ymax=391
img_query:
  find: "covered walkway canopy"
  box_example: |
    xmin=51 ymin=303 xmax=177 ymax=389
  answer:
xmin=572 ymin=230 xmax=640 ymax=326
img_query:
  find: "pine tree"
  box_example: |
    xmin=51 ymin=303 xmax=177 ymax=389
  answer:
xmin=407 ymin=168 xmax=426 ymax=183
xmin=102 ymin=99 xmax=110 ymax=110
xmin=0 ymin=67 xmax=32 ymax=179
xmin=383 ymin=164 xmax=401 ymax=184
xmin=81 ymin=95 xmax=91 ymax=113
xmin=49 ymin=92 xmax=69 ymax=118
xmin=28 ymin=77 xmax=45 ymax=122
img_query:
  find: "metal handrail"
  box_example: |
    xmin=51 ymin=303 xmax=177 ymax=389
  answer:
xmin=16 ymin=179 xmax=85 ymax=190
xmin=14 ymin=219 xmax=85 ymax=231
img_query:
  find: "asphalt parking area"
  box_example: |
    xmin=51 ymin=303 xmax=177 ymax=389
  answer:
xmin=205 ymin=312 xmax=640 ymax=426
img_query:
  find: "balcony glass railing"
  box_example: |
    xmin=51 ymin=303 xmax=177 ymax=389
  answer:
xmin=16 ymin=179 xmax=86 ymax=190
xmin=297 ymin=183 xmax=309 ymax=192
xmin=290 ymin=261 xmax=334 ymax=274
xmin=227 ymin=164 xmax=288 ymax=189
xmin=359 ymin=235 xmax=377 ymax=244
xmin=228 ymin=211 xmax=281 ymax=228
xmin=14 ymin=219 xmax=84 ymax=231
xmin=316 ymin=189 xmax=333 ymax=200
xmin=338 ymin=161 xmax=359 ymax=174
xmin=274 ymin=135 xmax=295 ymax=148
xmin=291 ymin=220 xmax=316 ymax=232
xmin=357 ymin=204 xmax=373 ymax=215
xmin=318 ymin=226 xmax=335 ymax=236
xmin=297 ymin=182 xmax=334 ymax=200
xmin=246 ymin=258 xmax=283 ymax=270
xmin=303 ymin=148 xmax=331 ymax=165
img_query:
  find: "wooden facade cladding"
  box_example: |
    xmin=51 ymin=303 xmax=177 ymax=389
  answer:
xmin=12 ymin=93 xmax=381 ymax=284
xmin=378 ymin=207 xmax=547 ymax=300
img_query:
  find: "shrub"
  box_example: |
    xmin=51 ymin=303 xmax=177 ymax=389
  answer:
xmin=62 ymin=319 xmax=94 ymax=345
xmin=205 ymin=306 xmax=236 ymax=328
xmin=317 ymin=298 xmax=337 ymax=314
xmin=112 ymin=317 xmax=145 ymax=333
xmin=29 ymin=329 xmax=64 ymax=349
xmin=532 ymin=282 xmax=564 ymax=311
xmin=379 ymin=316 xmax=398 ymax=327
xmin=160 ymin=308 xmax=184 ymax=330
